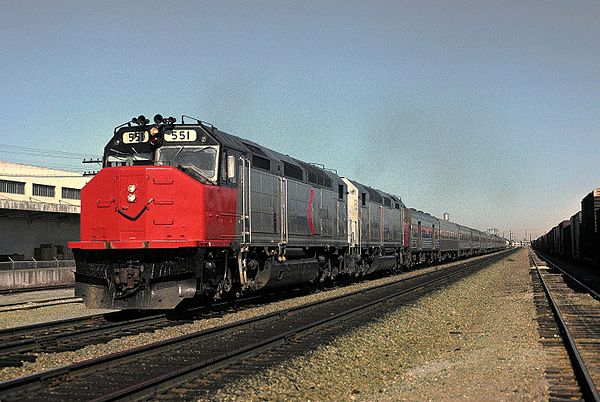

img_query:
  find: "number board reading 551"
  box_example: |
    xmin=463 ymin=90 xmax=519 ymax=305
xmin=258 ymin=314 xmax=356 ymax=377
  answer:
xmin=122 ymin=131 xmax=149 ymax=144
xmin=165 ymin=130 xmax=197 ymax=142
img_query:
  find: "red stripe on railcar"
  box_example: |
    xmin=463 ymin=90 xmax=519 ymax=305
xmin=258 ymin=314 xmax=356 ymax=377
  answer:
xmin=307 ymin=188 xmax=315 ymax=236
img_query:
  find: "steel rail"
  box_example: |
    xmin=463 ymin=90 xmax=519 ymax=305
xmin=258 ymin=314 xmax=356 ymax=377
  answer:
xmin=0 ymin=313 xmax=108 ymax=337
xmin=530 ymin=251 xmax=600 ymax=402
xmin=536 ymin=253 xmax=600 ymax=301
xmin=0 ymin=310 xmax=172 ymax=368
xmin=0 ymin=297 xmax=82 ymax=311
xmin=0 ymin=284 xmax=74 ymax=295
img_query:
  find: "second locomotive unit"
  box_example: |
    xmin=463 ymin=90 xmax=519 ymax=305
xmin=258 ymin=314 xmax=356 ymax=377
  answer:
xmin=70 ymin=114 xmax=505 ymax=309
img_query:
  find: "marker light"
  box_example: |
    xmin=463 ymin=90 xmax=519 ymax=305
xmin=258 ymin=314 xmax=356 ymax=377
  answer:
xmin=127 ymin=193 xmax=136 ymax=203
xmin=127 ymin=184 xmax=137 ymax=193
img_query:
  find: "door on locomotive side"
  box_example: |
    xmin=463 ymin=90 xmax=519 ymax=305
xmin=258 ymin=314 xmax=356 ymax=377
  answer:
xmin=239 ymin=150 xmax=282 ymax=247
xmin=360 ymin=191 xmax=369 ymax=246
xmin=219 ymin=148 xmax=243 ymax=244
xmin=281 ymin=160 xmax=319 ymax=244
xmin=236 ymin=152 xmax=256 ymax=246
xmin=367 ymin=191 xmax=382 ymax=246
xmin=336 ymin=182 xmax=347 ymax=238
xmin=403 ymin=207 xmax=411 ymax=250
xmin=342 ymin=178 xmax=360 ymax=248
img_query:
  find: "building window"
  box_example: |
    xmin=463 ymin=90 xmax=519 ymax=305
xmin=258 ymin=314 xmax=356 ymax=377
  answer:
xmin=33 ymin=183 xmax=55 ymax=197
xmin=62 ymin=187 xmax=81 ymax=200
xmin=0 ymin=179 xmax=25 ymax=194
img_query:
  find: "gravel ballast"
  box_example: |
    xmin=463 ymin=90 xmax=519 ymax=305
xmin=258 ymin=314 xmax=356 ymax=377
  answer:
xmin=0 ymin=249 xmax=549 ymax=401
xmin=0 ymin=253 xmax=503 ymax=382
xmin=0 ymin=289 xmax=113 ymax=328
xmin=212 ymin=248 xmax=548 ymax=401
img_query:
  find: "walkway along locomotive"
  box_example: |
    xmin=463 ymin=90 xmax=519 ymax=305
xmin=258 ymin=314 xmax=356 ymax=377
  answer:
xmin=69 ymin=115 xmax=506 ymax=309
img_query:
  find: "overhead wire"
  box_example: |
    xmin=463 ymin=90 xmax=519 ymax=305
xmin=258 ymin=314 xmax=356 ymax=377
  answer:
xmin=0 ymin=144 xmax=98 ymax=159
xmin=0 ymin=143 xmax=101 ymax=175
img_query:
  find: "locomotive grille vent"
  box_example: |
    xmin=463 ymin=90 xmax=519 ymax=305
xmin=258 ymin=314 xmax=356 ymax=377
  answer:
xmin=252 ymin=155 xmax=271 ymax=171
xmin=283 ymin=162 xmax=303 ymax=181
xmin=365 ymin=186 xmax=383 ymax=204
xmin=299 ymin=161 xmax=332 ymax=188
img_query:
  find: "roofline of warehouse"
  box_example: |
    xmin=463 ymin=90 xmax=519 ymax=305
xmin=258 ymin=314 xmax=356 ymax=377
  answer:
xmin=0 ymin=199 xmax=80 ymax=214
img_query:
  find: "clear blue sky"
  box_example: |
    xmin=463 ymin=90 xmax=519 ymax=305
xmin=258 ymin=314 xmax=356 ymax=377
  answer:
xmin=1 ymin=0 xmax=599 ymax=240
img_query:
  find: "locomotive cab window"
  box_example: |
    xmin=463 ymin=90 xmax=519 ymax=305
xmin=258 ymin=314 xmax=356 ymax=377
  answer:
xmin=220 ymin=152 xmax=237 ymax=185
xmin=105 ymin=152 xmax=153 ymax=167
xmin=338 ymin=184 xmax=344 ymax=200
xmin=156 ymin=145 xmax=219 ymax=183
xmin=226 ymin=154 xmax=236 ymax=184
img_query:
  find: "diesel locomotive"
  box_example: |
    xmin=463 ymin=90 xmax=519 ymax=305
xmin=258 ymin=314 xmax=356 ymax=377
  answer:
xmin=69 ymin=114 xmax=506 ymax=309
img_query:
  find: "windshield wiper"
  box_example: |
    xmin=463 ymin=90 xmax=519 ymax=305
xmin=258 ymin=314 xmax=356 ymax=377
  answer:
xmin=170 ymin=146 xmax=184 ymax=165
xmin=110 ymin=148 xmax=127 ymax=155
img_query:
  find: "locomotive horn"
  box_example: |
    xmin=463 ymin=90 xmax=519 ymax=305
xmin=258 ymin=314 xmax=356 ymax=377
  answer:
xmin=137 ymin=115 xmax=148 ymax=126
xmin=153 ymin=114 xmax=164 ymax=124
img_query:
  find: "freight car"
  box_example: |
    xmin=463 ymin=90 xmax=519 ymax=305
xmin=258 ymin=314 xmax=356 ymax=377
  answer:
xmin=533 ymin=188 xmax=600 ymax=266
xmin=69 ymin=114 xmax=506 ymax=309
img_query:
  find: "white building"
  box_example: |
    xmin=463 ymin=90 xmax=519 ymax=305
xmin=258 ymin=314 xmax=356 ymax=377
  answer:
xmin=0 ymin=161 xmax=89 ymax=259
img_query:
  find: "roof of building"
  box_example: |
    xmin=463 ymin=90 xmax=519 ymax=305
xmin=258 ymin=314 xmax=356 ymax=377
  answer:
xmin=0 ymin=160 xmax=89 ymax=214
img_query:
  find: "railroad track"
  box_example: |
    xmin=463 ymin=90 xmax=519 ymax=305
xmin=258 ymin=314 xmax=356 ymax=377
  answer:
xmin=0 ymin=296 xmax=83 ymax=312
xmin=0 ymin=286 xmax=307 ymax=368
xmin=0 ymin=251 xmax=505 ymax=369
xmin=530 ymin=250 xmax=600 ymax=402
xmin=0 ymin=310 xmax=169 ymax=367
xmin=0 ymin=284 xmax=74 ymax=295
xmin=0 ymin=250 xmax=513 ymax=401
xmin=536 ymin=252 xmax=600 ymax=299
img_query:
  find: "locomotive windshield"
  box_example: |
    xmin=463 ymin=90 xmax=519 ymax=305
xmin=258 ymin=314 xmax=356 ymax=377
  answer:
xmin=105 ymin=149 xmax=153 ymax=167
xmin=156 ymin=145 xmax=219 ymax=184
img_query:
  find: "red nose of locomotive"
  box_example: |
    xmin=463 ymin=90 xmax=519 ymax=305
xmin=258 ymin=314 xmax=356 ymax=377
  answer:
xmin=69 ymin=165 xmax=235 ymax=250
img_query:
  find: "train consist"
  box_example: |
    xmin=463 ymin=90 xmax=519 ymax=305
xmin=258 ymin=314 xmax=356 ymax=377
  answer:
xmin=69 ymin=115 xmax=506 ymax=309
xmin=533 ymin=188 xmax=600 ymax=265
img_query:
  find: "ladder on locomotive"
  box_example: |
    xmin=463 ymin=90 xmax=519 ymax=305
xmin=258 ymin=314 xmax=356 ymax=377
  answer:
xmin=240 ymin=157 xmax=252 ymax=246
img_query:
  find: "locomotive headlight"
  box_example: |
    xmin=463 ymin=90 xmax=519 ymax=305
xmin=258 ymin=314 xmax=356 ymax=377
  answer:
xmin=127 ymin=184 xmax=137 ymax=193
xmin=127 ymin=193 xmax=137 ymax=203
xmin=149 ymin=126 xmax=163 ymax=147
